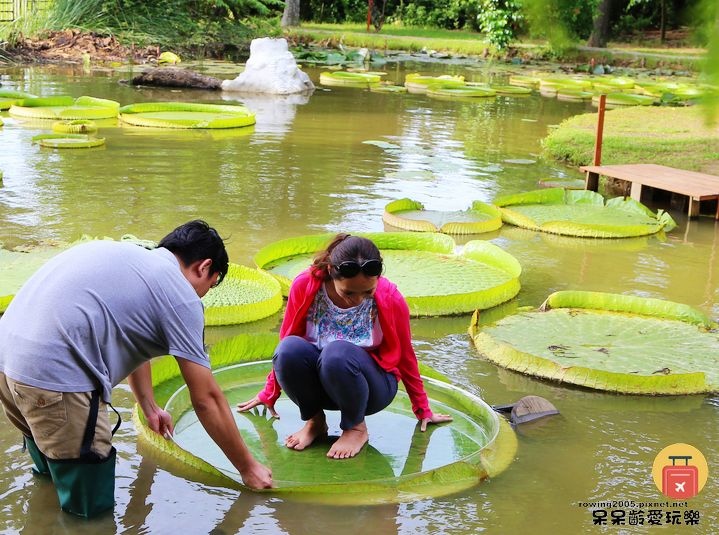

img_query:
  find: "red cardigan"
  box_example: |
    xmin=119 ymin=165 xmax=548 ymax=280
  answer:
xmin=257 ymin=269 xmax=433 ymax=420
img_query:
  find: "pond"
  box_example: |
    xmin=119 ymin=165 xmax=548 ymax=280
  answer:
xmin=0 ymin=59 xmax=717 ymax=534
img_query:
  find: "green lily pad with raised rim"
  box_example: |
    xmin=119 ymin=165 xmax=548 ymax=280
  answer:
xmin=254 ymin=232 xmax=521 ymax=316
xmin=132 ymin=333 xmax=517 ymax=504
xmin=369 ymin=84 xmax=407 ymax=93
xmin=118 ymin=102 xmax=255 ymax=129
xmin=32 ymin=133 xmax=106 ymax=149
xmin=52 ymin=119 xmax=98 ymax=134
xmin=0 ymin=89 xmax=37 ymax=110
xmin=9 ymin=95 xmax=120 ymax=120
xmin=404 ymin=74 xmax=465 ymax=94
xmin=201 ymin=263 xmax=283 ymax=326
xmin=427 ymin=86 xmax=496 ymax=99
xmin=493 ymin=188 xmax=676 ymax=238
xmin=319 ymin=71 xmax=382 ymax=88
xmin=383 ymin=198 xmax=503 ymax=235
xmin=469 ymin=290 xmax=719 ymax=395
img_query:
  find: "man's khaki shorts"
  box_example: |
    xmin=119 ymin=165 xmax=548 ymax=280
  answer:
xmin=0 ymin=372 xmax=113 ymax=459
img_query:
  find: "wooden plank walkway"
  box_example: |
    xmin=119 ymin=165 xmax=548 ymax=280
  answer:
xmin=580 ymin=163 xmax=719 ymax=219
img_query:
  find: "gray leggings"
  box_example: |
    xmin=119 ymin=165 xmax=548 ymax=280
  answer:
xmin=273 ymin=336 xmax=398 ymax=430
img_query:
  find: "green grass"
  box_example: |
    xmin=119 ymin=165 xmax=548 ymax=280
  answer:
xmin=299 ymin=23 xmax=485 ymax=41
xmin=285 ymin=23 xmax=497 ymax=56
xmin=542 ymin=106 xmax=719 ymax=173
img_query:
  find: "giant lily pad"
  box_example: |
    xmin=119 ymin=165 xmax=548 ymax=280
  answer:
xmin=9 ymin=95 xmax=120 ymax=120
xmin=254 ymin=232 xmax=521 ymax=316
xmin=32 ymin=133 xmax=106 ymax=149
xmin=470 ymin=290 xmax=719 ymax=395
xmin=404 ymin=74 xmax=465 ymax=94
xmin=201 ymin=264 xmax=283 ymax=326
xmin=383 ymin=198 xmax=502 ymax=235
xmin=133 ymin=333 xmax=517 ymax=504
xmin=0 ymin=89 xmax=37 ymax=110
xmin=118 ymin=102 xmax=255 ymax=129
xmin=319 ymin=71 xmax=382 ymax=88
xmin=493 ymin=188 xmax=676 ymax=238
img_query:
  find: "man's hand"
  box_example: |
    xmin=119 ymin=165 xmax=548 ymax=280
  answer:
xmin=146 ymin=407 xmax=174 ymax=438
xmin=240 ymin=459 xmax=273 ymax=490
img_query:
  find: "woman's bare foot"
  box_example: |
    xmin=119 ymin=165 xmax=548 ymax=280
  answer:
xmin=327 ymin=421 xmax=368 ymax=459
xmin=285 ymin=412 xmax=328 ymax=451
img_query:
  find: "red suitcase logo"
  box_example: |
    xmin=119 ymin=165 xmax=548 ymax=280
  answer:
xmin=662 ymin=455 xmax=699 ymax=500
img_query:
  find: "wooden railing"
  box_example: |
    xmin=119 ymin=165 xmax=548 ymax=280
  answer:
xmin=0 ymin=0 xmax=53 ymax=23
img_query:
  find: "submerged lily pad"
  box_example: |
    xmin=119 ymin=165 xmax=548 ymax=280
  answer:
xmin=201 ymin=264 xmax=282 ymax=326
xmin=119 ymin=102 xmax=255 ymax=129
xmin=254 ymin=232 xmax=521 ymax=316
xmin=383 ymin=198 xmax=502 ymax=235
xmin=133 ymin=333 xmax=517 ymax=503
xmin=470 ymin=290 xmax=719 ymax=395
xmin=494 ymin=188 xmax=676 ymax=238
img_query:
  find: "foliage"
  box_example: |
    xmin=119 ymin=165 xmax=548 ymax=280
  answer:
xmin=1 ymin=0 xmax=283 ymax=50
xmin=476 ymin=0 xmax=524 ymax=49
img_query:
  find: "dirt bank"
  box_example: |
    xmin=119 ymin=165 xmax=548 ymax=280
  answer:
xmin=4 ymin=29 xmax=161 ymax=64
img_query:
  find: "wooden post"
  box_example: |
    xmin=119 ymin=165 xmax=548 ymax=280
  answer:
xmin=366 ymin=0 xmax=373 ymax=32
xmin=594 ymin=94 xmax=606 ymax=166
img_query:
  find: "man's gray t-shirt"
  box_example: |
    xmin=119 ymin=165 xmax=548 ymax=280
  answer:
xmin=0 ymin=240 xmax=209 ymax=403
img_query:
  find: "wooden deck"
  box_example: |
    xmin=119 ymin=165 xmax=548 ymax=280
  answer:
xmin=580 ymin=163 xmax=719 ymax=219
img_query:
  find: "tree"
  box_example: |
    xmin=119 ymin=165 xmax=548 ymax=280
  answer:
xmin=587 ymin=0 xmax=615 ymax=47
xmin=281 ymin=0 xmax=300 ymax=27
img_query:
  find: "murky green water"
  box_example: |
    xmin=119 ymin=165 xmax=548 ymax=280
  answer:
xmin=1 ymin=61 xmax=717 ymax=534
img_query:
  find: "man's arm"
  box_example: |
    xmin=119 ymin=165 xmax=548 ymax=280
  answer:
xmin=128 ymin=361 xmax=173 ymax=437
xmin=176 ymin=357 xmax=273 ymax=490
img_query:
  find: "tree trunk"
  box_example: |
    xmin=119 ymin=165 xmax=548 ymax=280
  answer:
xmin=587 ymin=0 xmax=614 ymax=48
xmin=660 ymin=0 xmax=666 ymax=43
xmin=281 ymin=0 xmax=301 ymax=28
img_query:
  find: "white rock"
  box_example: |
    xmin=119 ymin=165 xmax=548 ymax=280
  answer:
xmin=221 ymin=37 xmax=314 ymax=94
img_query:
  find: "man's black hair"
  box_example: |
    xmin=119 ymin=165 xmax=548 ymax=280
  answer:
xmin=158 ymin=220 xmax=229 ymax=284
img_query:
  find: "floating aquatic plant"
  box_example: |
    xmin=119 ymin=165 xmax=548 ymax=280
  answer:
xmin=32 ymin=133 xmax=105 ymax=149
xmin=10 ymin=95 xmax=120 ymax=120
xmin=201 ymin=264 xmax=282 ymax=326
xmin=383 ymin=198 xmax=503 ymax=235
xmin=133 ymin=333 xmax=517 ymax=503
xmin=254 ymin=232 xmax=521 ymax=316
xmin=493 ymin=188 xmax=676 ymax=238
xmin=51 ymin=119 xmax=98 ymax=134
xmin=470 ymin=290 xmax=719 ymax=395
xmin=118 ymin=102 xmax=255 ymax=129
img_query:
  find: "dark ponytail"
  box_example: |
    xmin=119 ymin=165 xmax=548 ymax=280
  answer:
xmin=312 ymin=233 xmax=382 ymax=280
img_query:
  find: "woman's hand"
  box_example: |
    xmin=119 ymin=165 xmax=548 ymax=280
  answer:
xmin=237 ymin=395 xmax=279 ymax=419
xmin=420 ymin=413 xmax=453 ymax=432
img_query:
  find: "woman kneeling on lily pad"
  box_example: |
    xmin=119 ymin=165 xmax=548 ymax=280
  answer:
xmin=238 ymin=234 xmax=452 ymax=459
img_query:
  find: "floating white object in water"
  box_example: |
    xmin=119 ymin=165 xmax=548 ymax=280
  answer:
xmin=222 ymin=37 xmax=315 ymax=95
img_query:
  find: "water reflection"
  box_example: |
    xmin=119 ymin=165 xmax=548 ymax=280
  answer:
xmin=221 ymin=92 xmax=311 ymax=136
xmin=1 ymin=61 xmax=718 ymax=534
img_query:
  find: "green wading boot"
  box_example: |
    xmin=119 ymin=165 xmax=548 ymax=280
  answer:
xmin=24 ymin=436 xmax=50 ymax=476
xmin=46 ymin=447 xmax=117 ymax=518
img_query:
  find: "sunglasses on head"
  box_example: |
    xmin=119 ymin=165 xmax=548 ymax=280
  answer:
xmin=332 ymin=259 xmax=383 ymax=278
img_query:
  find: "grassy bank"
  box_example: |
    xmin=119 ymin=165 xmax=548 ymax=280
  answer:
xmin=286 ymin=24 xmax=495 ymax=57
xmin=543 ymin=106 xmax=719 ymax=174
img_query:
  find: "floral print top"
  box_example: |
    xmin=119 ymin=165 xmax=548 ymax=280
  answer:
xmin=305 ymin=285 xmax=383 ymax=350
